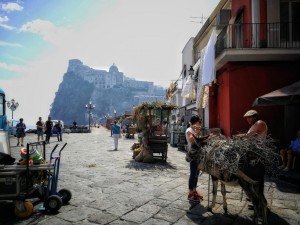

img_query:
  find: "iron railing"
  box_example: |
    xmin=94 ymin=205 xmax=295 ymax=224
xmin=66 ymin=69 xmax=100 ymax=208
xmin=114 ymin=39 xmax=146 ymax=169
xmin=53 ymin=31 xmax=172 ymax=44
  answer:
xmin=216 ymin=22 xmax=300 ymax=57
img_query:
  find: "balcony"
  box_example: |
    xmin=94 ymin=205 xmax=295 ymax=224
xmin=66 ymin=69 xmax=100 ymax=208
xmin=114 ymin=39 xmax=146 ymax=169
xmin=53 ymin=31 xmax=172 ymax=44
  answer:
xmin=215 ymin=22 xmax=300 ymax=69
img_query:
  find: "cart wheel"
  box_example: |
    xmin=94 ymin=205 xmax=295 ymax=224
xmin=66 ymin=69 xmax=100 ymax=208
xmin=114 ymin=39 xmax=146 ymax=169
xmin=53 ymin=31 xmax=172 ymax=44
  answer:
xmin=58 ymin=189 xmax=72 ymax=204
xmin=14 ymin=201 xmax=33 ymax=219
xmin=45 ymin=195 xmax=62 ymax=212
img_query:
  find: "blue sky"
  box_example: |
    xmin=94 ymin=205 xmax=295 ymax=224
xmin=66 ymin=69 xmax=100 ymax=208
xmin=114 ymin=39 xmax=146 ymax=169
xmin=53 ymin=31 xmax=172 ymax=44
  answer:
xmin=0 ymin=0 xmax=219 ymax=124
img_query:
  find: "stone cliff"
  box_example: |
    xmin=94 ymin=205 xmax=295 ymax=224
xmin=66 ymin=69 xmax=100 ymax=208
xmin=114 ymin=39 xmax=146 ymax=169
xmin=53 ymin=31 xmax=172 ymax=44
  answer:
xmin=50 ymin=59 xmax=165 ymax=125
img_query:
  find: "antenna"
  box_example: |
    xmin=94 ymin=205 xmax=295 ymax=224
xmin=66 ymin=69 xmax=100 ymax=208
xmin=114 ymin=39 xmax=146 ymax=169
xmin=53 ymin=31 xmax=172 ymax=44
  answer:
xmin=190 ymin=13 xmax=208 ymax=24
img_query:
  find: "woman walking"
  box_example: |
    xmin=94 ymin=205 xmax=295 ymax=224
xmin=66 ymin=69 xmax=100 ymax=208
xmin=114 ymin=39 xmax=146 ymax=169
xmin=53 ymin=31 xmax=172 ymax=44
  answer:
xmin=111 ymin=120 xmax=121 ymax=150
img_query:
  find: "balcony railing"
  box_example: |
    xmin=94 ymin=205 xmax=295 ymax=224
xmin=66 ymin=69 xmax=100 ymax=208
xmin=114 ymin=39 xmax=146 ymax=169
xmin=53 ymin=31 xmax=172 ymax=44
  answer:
xmin=216 ymin=22 xmax=300 ymax=57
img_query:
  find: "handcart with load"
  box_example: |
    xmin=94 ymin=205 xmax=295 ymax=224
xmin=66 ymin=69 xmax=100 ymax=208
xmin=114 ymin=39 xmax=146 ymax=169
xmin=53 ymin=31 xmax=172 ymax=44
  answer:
xmin=0 ymin=141 xmax=72 ymax=219
xmin=132 ymin=102 xmax=177 ymax=163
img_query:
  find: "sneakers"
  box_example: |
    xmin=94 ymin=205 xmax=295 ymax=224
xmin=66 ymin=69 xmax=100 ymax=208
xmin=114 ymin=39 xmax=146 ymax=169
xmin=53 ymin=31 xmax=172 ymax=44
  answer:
xmin=194 ymin=191 xmax=204 ymax=201
xmin=21 ymin=144 xmax=24 ymax=147
xmin=17 ymin=142 xmax=19 ymax=146
xmin=188 ymin=191 xmax=203 ymax=202
xmin=283 ymin=167 xmax=290 ymax=172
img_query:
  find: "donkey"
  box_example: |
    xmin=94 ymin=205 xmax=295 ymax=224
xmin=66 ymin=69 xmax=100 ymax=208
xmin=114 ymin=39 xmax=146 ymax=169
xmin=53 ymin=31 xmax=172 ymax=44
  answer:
xmin=192 ymin=137 xmax=270 ymax=225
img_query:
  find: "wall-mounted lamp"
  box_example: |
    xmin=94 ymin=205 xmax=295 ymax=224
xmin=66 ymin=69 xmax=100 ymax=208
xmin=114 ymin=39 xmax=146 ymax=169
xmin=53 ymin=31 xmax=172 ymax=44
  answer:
xmin=188 ymin=66 xmax=198 ymax=80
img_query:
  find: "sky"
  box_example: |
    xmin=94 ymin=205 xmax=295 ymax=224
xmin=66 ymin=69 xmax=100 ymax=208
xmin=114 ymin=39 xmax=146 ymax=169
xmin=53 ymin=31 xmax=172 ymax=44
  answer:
xmin=0 ymin=0 xmax=219 ymax=125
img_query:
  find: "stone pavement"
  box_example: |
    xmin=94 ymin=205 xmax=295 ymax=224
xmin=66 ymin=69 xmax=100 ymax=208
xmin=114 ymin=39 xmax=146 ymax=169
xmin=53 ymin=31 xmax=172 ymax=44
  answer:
xmin=1 ymin=127 xmax=300 ymax=225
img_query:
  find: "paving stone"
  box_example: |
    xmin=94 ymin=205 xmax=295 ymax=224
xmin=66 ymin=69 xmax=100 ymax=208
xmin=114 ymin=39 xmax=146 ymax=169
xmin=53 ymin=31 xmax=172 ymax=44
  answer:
xmin=141 ymin=218 xmax=171 ymax=225
xmin=87 ymin=211 xmax=119 ymax=224
xmin=128 ymin=195 xmax=155 ymax=208
xmin=121 ymin=210 xmax=152 ymax=223
xmin=271 ymin=207 xmax=300 ymax=221
xmin=169 ymin=199 xmax=191 ymax=210
xmin=73 ymin=219 xmax=102 ymax=225
xmin=37 ymin=216 xmax=72 ymax=225
xmin=57 ymin=206 xmax=100 ymax=222
xmin=271 ymin=198 xmax=297 ymax=209
xmin=173 ymin=214 xmax=205 ymax=225
xmin=109 ymin=219 xmax=139 ymax=225
xmin=200 ymin=214 xmax=235 ymax=225
xmin=147 ymin=198 xmax=172 ymax=207
xmin=154 ymin=206 xmax=186 ymax=223
xmin=136 ymin=203 xmax=162 ymax=215
xmin=158 ymin=190 xmax=183 ymax=202
xmin=88 ymin=199 xmax=116 ymax=211
xmin=105 ymin=202 xmax=136 ymax=217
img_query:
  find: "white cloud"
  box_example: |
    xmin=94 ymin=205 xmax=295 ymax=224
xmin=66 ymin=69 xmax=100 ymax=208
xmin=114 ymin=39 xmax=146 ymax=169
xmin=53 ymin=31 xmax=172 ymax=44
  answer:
xmin=19 ymin=19 xmax=72 ymax=45
xmin=0 ymin=23 xmax=15 ymax=30
xmin=0 ymin=62 xmax=27 ymax=73
xmin=0 ymin=15 xmax=15 ymax=30
xmin=1 ymin=2 xmax=23 ymax=12
xmin=0 ymin=41 xmax=22 ymax=47
xmin=0 ymin=15 xmax=9 ymax=22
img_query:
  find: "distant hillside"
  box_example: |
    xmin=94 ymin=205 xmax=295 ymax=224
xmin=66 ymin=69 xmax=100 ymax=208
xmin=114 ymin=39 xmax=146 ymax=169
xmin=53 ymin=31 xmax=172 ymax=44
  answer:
xmin=50 ymin=60 xmax=165 ymax=125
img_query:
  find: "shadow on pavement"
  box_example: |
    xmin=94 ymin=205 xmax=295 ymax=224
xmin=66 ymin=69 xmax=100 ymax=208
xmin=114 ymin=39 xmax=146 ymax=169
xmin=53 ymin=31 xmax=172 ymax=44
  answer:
xmin=125 ymin=159 xmax=177 ymax=171
xmin=185 ymin=203 xmax=291 ymax=225
xmin=0 ymin=201 xmax=47 ymax=225
xmin=266 ymin=176 xmax=300 ymax=194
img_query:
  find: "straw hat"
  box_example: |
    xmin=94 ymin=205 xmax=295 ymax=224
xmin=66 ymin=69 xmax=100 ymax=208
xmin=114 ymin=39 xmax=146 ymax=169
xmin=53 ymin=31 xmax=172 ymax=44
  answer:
xmin=243 ymin=110 xmax=258 ymax=117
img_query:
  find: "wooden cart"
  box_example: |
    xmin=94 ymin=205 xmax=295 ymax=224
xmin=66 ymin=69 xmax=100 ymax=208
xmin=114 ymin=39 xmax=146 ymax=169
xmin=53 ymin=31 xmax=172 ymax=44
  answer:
xmin=133 ymin=102 xmax=177 ymax=162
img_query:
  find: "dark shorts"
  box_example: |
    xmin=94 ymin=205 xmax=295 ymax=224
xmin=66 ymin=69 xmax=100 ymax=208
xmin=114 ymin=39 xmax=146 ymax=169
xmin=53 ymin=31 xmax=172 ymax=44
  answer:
xmin=37 ymin=130 xmax=44 ymax=136
xmin=17 ymin=132 xmax=25 ymax=138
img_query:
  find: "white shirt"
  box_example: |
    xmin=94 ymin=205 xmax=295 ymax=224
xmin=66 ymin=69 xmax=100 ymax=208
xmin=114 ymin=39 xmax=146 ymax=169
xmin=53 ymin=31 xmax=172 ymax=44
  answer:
xmin=185 ymin=127 xmax=196 ymax=148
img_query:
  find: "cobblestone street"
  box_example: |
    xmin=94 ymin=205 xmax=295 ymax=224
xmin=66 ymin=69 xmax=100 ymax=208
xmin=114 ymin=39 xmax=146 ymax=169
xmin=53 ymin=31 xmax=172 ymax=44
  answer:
xmin=1 ymin=127 xmax=299 ymax=225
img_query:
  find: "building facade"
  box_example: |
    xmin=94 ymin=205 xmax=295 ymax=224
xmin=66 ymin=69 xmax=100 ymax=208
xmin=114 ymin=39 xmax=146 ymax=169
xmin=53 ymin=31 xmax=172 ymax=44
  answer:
xmin=172 ymin=0 xmax=300 ymax=146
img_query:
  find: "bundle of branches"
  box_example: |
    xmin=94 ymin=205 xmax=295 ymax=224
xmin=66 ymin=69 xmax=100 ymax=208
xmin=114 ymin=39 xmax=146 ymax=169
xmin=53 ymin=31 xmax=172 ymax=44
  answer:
xmin=200 ymin=135 xmax=279 ymax=177
xmin=133 ymin=101 xmax=177 ymax=131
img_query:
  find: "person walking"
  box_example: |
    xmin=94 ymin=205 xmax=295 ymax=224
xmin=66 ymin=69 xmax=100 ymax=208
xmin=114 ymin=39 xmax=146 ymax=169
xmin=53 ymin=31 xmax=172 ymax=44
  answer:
xmin=111 ymin=120 xmax=121 ymax=150
xmin=45 ymin=116 xmax=53 ymax=144
xmin=73 ymin=120 xmax=77 ymax=129
xmin=55 ymin=120 xmax=63 ymax=142
xmin=16 ymin=118 xmax=26 ymax=146
xmin=36 ymin=117 xmax=45 ymax=142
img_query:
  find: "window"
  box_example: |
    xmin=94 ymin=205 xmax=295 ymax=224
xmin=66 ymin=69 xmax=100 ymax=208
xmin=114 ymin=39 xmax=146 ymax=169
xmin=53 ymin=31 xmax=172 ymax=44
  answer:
xmin=280 ymin=1 xmax=300 ymax=44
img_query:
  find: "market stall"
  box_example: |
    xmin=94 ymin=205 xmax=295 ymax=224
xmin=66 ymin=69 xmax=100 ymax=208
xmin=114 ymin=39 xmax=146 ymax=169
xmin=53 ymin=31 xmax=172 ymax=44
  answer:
xmin=132 ymin=102 xmax=177 ymax=163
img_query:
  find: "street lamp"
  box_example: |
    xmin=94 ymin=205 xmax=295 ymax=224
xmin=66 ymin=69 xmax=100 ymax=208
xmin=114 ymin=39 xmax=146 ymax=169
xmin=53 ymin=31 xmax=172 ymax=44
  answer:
xmin=6 ymin=99 xmax=19 ymax=126
xmin=114 ymin=109 xmax=116 ymax=118
xmin=85 ymin=100 xmax=95 ymax=132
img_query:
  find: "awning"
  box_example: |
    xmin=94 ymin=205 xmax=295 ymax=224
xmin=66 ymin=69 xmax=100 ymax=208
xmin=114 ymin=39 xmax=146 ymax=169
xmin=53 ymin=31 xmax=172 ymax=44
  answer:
xmin=253 ymin=81 xmax=300 ymax=106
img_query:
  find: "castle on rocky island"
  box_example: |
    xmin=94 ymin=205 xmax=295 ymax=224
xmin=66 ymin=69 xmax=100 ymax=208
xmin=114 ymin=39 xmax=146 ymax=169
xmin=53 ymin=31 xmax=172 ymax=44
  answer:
xmin=67 ymin=59 xmax=163 ymax=92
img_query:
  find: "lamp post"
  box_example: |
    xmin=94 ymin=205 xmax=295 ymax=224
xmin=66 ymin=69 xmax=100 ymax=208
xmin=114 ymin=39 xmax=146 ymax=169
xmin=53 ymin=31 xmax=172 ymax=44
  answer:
xmin=85 ymin=100 xmax=95 ymax=132
xmin=6 ymin=99 xmax=19 ymax=126
xmin=114 ymin=109 xmax=116 ymax=119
